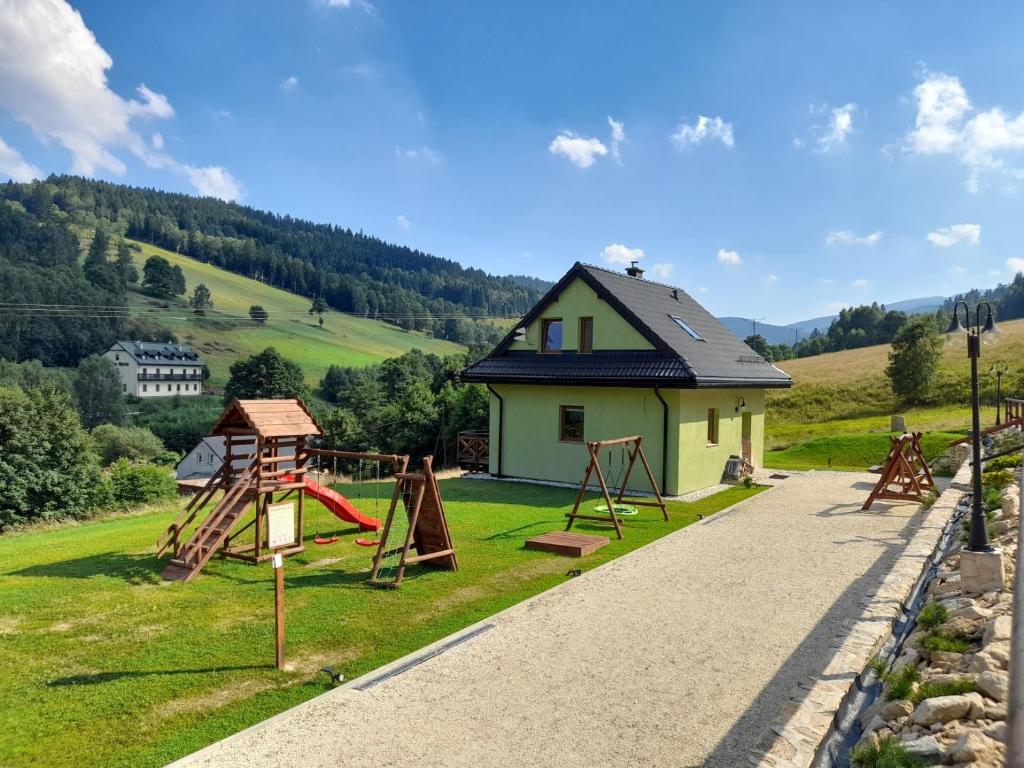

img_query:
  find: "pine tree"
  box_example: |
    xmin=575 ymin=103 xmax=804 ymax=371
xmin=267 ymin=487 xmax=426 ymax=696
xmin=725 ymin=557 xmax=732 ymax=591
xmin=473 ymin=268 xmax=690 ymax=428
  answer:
xmin=73 ymin=355 xmax=125 ymax=428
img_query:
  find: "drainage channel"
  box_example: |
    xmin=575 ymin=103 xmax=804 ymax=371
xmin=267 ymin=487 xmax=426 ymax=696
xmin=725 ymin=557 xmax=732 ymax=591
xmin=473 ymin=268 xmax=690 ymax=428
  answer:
xmin=812 ymin=495 xmax=970 ymax=768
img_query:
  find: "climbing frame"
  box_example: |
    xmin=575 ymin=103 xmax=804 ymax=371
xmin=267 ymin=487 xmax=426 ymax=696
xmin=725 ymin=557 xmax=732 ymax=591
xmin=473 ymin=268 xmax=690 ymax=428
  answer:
xmin=862 ymin=432 xmax=936 ymax=510
xmin=565 ymin=435 xmax=668 ymax=540
xmin=367 ymin=456 xmax=457 ymax=588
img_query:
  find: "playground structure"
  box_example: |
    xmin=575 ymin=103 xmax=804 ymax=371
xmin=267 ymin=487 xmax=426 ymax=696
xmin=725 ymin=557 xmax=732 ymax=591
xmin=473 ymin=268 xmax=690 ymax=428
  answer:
xmin=367 ymin=456 xmax=458 ymax=588
xmin=158 ymin=399 xmax=324 ymax=581
xmin=156 ymin=399 xmax=393 ymax=581
xmin=862 ymin=432 xmax=936 ymax=510
xmin=564 ymin=435 xmax=668 ymax=540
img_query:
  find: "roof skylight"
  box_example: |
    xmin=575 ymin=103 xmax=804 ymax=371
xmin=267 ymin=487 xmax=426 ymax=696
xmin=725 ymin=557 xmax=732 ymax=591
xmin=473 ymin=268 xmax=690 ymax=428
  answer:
xmin=670 ymin=315 xmax=704 ymax=341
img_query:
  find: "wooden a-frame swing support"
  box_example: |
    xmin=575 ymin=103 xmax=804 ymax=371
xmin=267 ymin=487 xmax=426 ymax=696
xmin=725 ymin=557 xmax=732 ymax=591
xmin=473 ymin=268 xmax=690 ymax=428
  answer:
xmin=367 ymin=456 xmax=458 ymax=589
xmin=862 ymin=432 xmax=936 ymax=510
xmin=565 ymin=435 xmax=668 ymax=539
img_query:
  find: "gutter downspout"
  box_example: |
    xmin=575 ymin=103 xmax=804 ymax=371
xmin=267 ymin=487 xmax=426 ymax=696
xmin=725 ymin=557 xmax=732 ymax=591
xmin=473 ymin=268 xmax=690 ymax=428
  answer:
xmin=654 ymin=387 xmax=669 ymax=493
xmin=486 ymin=384 xmax=504 ymax=477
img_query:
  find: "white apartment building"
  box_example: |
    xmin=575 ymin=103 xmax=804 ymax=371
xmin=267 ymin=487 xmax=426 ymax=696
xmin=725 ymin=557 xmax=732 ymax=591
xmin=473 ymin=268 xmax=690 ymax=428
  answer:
xmin=104 ymin=340 xmax=205 ymax=398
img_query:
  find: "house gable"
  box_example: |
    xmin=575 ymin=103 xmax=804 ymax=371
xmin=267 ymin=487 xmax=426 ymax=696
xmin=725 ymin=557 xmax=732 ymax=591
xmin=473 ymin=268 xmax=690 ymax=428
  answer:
xmin=507 ymin=276 xmax=654 ymax=353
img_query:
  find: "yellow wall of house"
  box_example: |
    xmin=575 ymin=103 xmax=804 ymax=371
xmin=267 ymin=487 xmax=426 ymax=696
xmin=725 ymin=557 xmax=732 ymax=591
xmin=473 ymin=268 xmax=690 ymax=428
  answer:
xmin=488 ymin=384 xmax=766 ymax=496
xmin=507 ymin=277 xmax=653 ymax=352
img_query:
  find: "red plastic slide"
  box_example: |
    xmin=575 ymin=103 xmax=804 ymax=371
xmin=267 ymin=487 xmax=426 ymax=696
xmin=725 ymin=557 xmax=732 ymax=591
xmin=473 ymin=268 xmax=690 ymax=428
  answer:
xmin=285 ymin=475 xmax=381 ymax=532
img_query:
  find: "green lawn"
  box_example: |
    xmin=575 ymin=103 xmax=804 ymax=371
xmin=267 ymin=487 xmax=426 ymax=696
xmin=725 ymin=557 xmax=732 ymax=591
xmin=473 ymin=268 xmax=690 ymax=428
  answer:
xmin=125 ymin=240 xmax=463 ymax=387
xmin=764 ymin=431 xmax=964 ymax=472
xmin=0 ymin=479 xmax=763 ymax=768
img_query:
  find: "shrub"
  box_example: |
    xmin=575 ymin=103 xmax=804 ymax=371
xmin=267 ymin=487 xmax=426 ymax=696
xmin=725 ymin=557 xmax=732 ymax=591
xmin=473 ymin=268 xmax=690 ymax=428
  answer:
xmin=150 ymin=450 xmax=180 ymax=466
xmin=916 ymin=602 xmax=947 ymax=631
xmin=107 ymin=460 xmax=177 ymax=508
xmin=982 ymin=468 xmax=1015 ymax=492
xmin=920 ymin=489 xmax=939 ymax=509
xmin=910 ymin=677 xmax=975 ymax=704
xmin=91 ymin=424 xmax=165 ymax=465
xmin=882 ymin=663 xmax=921 ymax=701
xmin=986 ymin=453 xmax=1022 ymax=472
xmin=919 ymin=633 xmax=970 ymax=654
xmin=852 ymin=736 xmax=924 ymax=767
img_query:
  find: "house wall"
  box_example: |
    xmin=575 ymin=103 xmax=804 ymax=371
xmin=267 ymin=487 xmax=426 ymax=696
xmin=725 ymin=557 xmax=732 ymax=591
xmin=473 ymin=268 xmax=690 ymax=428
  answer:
xmin=103 ymin=344 xmax=203 ymax=398
xmin=488 ymin=384 xmax=766 ymax=496
xmin=507 ymin=277 xmax=653 ymax=352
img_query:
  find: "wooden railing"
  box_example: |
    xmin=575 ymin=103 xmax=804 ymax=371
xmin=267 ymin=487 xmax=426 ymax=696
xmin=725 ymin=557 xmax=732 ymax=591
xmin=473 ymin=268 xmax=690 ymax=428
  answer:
xmin=456 ymin=431 xmax=489 ymax=469
xmin=1006 ymin=397 xmax=1024 ymax=422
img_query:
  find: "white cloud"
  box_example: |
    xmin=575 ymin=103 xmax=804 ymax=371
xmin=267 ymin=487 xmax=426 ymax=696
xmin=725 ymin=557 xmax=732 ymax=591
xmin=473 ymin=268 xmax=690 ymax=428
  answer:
xmin=1007 ymin=257 xmax=1024 ymax=273
xmin=818 ymin=277 xmax=836 ymax=285
xmin=817 ymin=103 xmax=856 ymax=153
xmin=184 ymin=166 xmax=243 ymax=201
xmin=698 ymin=286 xmax=709 ymax=294
xmin=762 ymin=274 xmax=779 ymax=285
xmin=671 ymin=116 xmax=734 ymax=150
xmin=907 ymin=71 xmax=1024 ymax=192
xmin=396 ymin=214 xmax=411 ymax=230
xmin=716 ymin=248 xmax=742 ymax=266
xmin=852 ymin=278 xmax=871 ymax=288
xmin=826 ymin=229 xmax=882 ymax=246
xmin=0 ymin=0 xmax=241 ymax=199
xmin=927 ymin=223 xmax=981 ymax=247
xmin=601 ymin=243 xmax=644 ymax=266
xmin=281 ymin=75 xmax=299 ymax=91
xmin=949 ymin=264 xmax=967 ymax=275
xmin=0 ymin=136 xmax=41 ymax=181
xmin=607 ymin=116 xmax=626 ymax=163
xmin=396 ymin=145 xmax=442 ymax=166
xmin=346 ymin=63 xmax=375 ymax=78
xmin=548 ymin=131 xmax=608 ymax=169
xmin=791 ymin=137 xmax=804 ymax=149
xmin=214 ymin=108 xmax=233 ymax=119
xmin=151 ymin=132 xmax=165 ymax=150
xmin=650 ymin=262 xmax=673 ymax=280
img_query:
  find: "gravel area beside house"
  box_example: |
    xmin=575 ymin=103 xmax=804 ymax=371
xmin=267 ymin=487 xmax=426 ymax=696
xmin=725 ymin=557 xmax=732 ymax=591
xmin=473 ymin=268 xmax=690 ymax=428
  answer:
xmin=170 ymin=473 xmax=948 ymax=768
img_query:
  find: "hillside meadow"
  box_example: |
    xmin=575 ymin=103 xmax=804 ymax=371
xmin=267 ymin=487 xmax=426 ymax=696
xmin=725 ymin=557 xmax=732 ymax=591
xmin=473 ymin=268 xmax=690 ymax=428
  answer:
xmin=126 ymin=240 xmax=463 ymax=387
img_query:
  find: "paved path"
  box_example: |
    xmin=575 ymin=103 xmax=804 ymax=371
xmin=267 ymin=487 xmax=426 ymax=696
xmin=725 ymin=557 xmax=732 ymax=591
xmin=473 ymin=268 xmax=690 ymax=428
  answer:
xmin=173 ymin=472 xmax=935 ymax=768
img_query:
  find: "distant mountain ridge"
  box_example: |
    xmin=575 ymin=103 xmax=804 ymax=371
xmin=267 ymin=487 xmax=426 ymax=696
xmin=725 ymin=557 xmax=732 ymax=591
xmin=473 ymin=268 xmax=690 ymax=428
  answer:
xmin=718 ymin=295 xmax=946 ymax=346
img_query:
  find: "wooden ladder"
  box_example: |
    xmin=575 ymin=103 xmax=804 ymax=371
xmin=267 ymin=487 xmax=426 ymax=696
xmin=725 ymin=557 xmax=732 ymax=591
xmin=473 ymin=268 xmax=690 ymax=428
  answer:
xmin=161 ymin=465 xmax=257 ymax=582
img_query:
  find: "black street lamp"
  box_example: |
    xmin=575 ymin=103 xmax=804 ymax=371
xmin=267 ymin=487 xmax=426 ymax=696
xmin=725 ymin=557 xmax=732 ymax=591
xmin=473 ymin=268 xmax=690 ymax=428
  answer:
xmin=945 ymin=300 xmax=1002 ymax=553
xmin=990 ymin=362 xmax=1009 ymax=425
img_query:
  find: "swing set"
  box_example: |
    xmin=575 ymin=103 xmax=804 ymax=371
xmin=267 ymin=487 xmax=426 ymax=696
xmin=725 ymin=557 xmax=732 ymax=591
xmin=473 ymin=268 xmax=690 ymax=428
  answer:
xmin=565 ymin=435 xmax=668 ymax=539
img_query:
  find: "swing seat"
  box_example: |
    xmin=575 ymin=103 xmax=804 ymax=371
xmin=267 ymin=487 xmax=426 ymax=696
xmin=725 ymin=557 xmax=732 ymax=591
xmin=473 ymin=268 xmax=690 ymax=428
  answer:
xmin=355 ymin=537 xmax=379 ymax=547
xmin=594 ymin=503 xmax=638 ymax=516
xmin=314 ymin=533 xmax=339 ymax=545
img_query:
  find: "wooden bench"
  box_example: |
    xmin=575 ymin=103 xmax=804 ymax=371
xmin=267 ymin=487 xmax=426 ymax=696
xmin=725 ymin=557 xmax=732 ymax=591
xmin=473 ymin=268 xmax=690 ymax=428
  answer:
xmin=526 ymin=532 xmax=609 ymax=557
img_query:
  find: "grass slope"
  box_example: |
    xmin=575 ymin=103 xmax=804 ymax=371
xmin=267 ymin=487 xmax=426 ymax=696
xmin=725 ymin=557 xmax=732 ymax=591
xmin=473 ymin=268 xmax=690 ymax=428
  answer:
xmin=765 ymin=431 xmax=963 ymax=472
xmin=764 ymin=318 xmax=1024 ymax=452
xmin=126 ymin=240 xmax=463 ymax=387
xmin=0 ymin=479 xmax=763 ymax=768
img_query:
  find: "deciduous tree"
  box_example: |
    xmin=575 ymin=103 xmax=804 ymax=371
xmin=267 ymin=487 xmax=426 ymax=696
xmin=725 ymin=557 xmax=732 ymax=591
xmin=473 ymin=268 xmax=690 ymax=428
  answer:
xmin=886 ymin=315 xmax=943 ymax=404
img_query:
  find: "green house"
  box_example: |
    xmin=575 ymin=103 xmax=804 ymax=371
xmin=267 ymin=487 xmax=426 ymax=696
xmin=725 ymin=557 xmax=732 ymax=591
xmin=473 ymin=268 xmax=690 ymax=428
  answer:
xmin=461 ymin=262 xmax=792 ymax=495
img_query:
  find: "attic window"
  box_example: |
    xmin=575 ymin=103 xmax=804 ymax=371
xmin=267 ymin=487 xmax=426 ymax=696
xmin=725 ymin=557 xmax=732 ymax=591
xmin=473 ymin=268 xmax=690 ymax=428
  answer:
xmin=541 ymin=319 xmax=563 ymax=352
xmin=670 ymin=315 xmax=704 ymax=341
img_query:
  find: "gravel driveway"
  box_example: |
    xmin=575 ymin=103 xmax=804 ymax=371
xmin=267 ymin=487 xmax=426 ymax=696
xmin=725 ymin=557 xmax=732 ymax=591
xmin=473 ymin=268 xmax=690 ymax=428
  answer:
xmin=171 ymin=471 xmax=933 ymax=768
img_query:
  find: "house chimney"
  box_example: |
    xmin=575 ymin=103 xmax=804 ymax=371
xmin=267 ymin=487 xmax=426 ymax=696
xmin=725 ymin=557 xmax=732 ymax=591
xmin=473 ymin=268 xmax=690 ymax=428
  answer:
xmin=625 ymin=261 xmax=645 ymax=278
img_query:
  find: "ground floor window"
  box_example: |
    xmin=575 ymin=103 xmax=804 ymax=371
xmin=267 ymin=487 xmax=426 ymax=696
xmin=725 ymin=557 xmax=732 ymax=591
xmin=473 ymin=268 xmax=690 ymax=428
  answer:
xmin=559 ymin=405 xmax=584 ymax=442
xmin=707 ymin=408 xmax=719 ymax=445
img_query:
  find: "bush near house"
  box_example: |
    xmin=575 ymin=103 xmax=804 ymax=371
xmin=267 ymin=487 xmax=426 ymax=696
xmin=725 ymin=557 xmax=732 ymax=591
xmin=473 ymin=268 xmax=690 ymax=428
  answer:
xmin=91 ymin=424 xmax=167 ymax=465
xmin=106 ymin=459 xmax=178 ymax=508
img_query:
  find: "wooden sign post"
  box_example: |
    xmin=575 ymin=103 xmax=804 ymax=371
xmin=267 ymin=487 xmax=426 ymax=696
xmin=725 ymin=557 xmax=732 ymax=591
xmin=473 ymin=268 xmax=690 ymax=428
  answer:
xmin=273 ymin=552 xmax=285 ymax=669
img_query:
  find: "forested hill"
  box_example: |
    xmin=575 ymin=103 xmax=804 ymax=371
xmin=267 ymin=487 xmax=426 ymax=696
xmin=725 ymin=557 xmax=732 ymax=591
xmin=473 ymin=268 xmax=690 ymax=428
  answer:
xmin=0 ymin=176 xmax=549 ymax=344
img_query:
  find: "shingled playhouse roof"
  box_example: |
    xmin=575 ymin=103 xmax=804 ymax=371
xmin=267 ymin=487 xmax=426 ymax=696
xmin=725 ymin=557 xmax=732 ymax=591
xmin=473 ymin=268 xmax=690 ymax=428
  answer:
xmin=211 ymin=399 xmax=324 ymax=439
xmin=461 ymin=262 xmax=792 ymax=389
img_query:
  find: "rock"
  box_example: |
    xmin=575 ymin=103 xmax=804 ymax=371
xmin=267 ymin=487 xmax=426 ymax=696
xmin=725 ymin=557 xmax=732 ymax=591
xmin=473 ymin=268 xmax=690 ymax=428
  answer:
xmin=963 ymin=691 xmax=986 ymax=719
xmin=976 ymin=670 xmax=1009 ymax=702
xmin=983 ymin=615 xmax=1012 ymax=645
xmin=932 ymin=575 xmax=962 ymax=596
xmin=1001 ymin=494 xmax=1019 ymax=517
xmin=859 ymin=697 xmax=886 ymax=728
xmin=985 ymin=699 xmax=1007 ymax=720
xmin=968 ymin=651 xmax=1003 ymax=674
xmin=892 ymin=647 xmax=920 ymax=672
xmin=865 ymin=714 xmax=887 ymax=734
xmin=911 ymin=694 xmax=974 ymax=725
xmin=990 ymin=519 xmax=1012 ymax=536
xmin=941 ymin=615 xmax=984 ymax=638
xmin=881 ymin=699 xmax=914 ymax=720
xmin=853 ymin=729 xmax=879 ymax=753
xmin=902 ymin=734 xmax=941 ymax=758
xmin=948 ymin=730 xmax=1001 ymax=763
xmin=951 ymin=603 xmax=993 ymax=622
xmin=984 ymin=722 xmax=1007 ymax=743
xmin=930 ymin=650 xmax=965 ymax=667
xmin=987 ymin=642 xmax=1010 ymax=666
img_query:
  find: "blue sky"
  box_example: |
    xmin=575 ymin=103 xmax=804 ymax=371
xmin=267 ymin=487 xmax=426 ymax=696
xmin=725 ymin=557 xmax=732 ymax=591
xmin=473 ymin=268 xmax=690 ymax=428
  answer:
xmin=2 ymin=1 xmax=1024 ymax=323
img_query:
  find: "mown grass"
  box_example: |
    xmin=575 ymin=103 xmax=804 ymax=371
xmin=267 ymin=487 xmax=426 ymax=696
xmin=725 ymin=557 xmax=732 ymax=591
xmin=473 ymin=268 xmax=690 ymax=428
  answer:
xmin=126 ymin=240 xmax=463 ymax=387
xmin=765 ymin=431 xmax=964 ymax=472
xmin=0 ymin=478 xmax=763 ymax=768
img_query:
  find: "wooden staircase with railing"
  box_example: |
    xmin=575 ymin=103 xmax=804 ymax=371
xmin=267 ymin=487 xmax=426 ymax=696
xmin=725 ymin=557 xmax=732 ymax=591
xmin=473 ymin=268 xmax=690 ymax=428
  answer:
xmin=159 ymin=463 xmax=257 ymax=582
